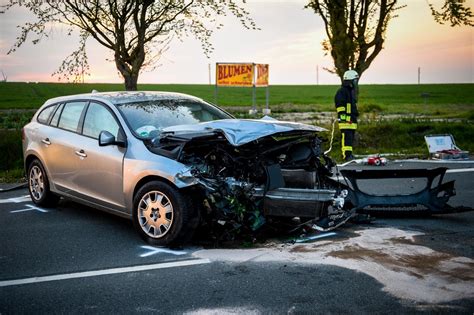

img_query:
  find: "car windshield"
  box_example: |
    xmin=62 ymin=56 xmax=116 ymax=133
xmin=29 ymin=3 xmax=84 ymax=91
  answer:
xmin=116 ymin=99 xmax=232 ymax=138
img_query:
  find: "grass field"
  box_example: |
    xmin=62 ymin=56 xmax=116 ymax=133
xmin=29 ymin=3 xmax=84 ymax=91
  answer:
xmin=0 ymin=82 xmax=473 ymax=117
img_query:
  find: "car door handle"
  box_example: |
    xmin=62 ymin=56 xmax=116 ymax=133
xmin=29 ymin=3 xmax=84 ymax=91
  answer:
xmin=41 ymin=138 xmax=51 ymax=145
xmin=75 ymin=149 xmax=87 ymax=158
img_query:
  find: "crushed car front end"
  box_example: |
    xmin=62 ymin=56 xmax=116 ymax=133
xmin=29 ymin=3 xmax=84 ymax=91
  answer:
xmin=144 ymin=118 xmax=351 ymax=233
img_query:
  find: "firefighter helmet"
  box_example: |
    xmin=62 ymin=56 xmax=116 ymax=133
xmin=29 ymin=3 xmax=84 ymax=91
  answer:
xmin=343 ymin=70 xmax=359 ymax=81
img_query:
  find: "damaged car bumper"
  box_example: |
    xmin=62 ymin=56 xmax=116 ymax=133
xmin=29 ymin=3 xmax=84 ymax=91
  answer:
xmin=339 ymin=167 xmax=456 ymax=213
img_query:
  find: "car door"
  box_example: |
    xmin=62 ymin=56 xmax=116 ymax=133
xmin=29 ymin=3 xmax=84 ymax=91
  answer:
xmin=42 ymin=101 xmax=88 ymax=194
xmin=72 ymin=101 xmax=126 ymax=210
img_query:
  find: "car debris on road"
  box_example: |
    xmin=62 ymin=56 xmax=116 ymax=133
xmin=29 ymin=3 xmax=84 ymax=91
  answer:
xmin=362 ymin=155 xmax=387 ymax=166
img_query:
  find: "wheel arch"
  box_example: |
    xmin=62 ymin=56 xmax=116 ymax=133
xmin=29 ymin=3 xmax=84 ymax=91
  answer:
xmin=24 ymin=153 xmax=40 ymax=171
xmin=132 ymin=175 xmax=178 ymax=201
xmin=25 ymin=153 xmax=50 ymax=175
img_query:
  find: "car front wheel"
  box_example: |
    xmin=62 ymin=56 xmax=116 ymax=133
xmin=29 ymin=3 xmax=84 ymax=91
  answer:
xmin=28 ymin=159 xmax=59 ymax=207
xmin=133 ymin=181 xmax=197 ymax=246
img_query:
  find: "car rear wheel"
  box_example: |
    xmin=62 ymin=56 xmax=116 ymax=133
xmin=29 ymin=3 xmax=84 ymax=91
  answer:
xmin=28 ymin=159 xmax=59 ymax=207
xmin=133 ymin=181 xmax=197 ymax=246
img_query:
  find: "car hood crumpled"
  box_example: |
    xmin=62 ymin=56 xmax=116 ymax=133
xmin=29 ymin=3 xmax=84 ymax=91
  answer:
xmin=160 ymin=117 xmax=327 ymax=146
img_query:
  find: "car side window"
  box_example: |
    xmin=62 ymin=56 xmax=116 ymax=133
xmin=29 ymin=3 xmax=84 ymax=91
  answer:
xmin=49 ymin=103 xmax=64 ymax=127
xmin=58 ymin=101 xmax=87 ymax=132
xmin=82 ymin=102 xmax=120 ymax=139
xmin=37 ymin=105 xmax=57 ymax=124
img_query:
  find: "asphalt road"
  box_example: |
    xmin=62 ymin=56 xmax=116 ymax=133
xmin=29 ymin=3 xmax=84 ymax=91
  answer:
xmin=0 ymin=161 xmax=473 ymax=314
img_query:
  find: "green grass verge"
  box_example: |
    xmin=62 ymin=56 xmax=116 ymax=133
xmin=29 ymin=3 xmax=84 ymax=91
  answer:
xmin=358 ymin=120 xmax=473 ymax=157
xmin=322 ymin=120 xmax=474 ymax=161
xmin=0 ymin=111 xmax=35 ymax=129
xmin=1 ymin=82 xmax=472 ymax=116
xmin=0 ymin=129 xmax=24 ymax=182
xmin=0 ymin=168 xmax=25 ymax=184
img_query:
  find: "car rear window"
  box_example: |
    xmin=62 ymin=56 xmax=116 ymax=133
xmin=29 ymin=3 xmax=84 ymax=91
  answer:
xmin=49 ymin=103 xmax=64 ymax=127
xmin=37 ymin=105 xmax=57 ymax=124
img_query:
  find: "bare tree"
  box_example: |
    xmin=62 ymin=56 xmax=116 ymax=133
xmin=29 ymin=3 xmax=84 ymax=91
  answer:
xmin=1 ymin=0 xmax=257 ymax=90
xmin=306 ymin=0 xmax=472 ymax=81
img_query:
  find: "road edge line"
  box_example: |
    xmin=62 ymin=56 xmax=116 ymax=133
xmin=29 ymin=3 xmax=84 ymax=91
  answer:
xmin=0 ymin=258 xmax=211 ymax=288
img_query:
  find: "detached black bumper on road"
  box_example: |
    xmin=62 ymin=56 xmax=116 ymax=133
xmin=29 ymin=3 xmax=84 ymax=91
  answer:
xmin=341 ymin=167 xmax=456 ymax=213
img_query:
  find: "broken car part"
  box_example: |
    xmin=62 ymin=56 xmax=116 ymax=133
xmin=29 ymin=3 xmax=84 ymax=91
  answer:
xmin=339 ymin=167 xmax=455 ymax=213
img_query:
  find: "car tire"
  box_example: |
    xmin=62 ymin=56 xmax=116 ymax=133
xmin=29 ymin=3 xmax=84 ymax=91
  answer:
xmin=27 ymin=159 xmax=59 ymax=207
xmin=133 ymin=181 xmax=197 ymax=247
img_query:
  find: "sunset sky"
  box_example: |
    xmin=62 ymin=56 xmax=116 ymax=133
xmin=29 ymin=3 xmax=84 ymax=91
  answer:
xmin=0 ymin=0 xmax=472 ymax=85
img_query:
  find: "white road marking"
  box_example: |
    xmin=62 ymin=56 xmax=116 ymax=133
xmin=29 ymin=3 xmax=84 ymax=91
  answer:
xmin=140 ymin=245 xmax=187 ymax=257
xmin=446 ymin=168 xmax=474 ymax=173
xmin=0 ymin=259 xmax=211 ymax=288
xmin=0 ymin=195 xmax=31 ymax=204
xmin=10 ymin=204 xmax=49 ymax=213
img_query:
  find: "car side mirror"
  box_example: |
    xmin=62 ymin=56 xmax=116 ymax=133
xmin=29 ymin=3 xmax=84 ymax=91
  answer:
xmin=99 ymin=130 xmax=127 ymax=148
xmin=99 ymin=130 xmax=115 ymax=146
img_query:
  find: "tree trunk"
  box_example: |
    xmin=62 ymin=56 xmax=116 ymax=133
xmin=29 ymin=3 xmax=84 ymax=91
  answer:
xmin=124 ymin=74 xmax=138 ymax=91
xmin=115 ymin=57 xmax=139 ymax=91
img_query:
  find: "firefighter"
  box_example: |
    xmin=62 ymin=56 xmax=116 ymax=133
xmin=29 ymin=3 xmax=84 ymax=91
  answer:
xmin=335 ymin=69 xmax=359 ymax=161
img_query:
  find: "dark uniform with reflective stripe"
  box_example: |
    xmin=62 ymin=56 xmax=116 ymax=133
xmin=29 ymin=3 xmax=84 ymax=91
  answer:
xmin=335 ymin=82 xmax=358 ymax=160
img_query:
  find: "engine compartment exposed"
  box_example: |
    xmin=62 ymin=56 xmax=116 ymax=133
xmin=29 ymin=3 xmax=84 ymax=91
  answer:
xmin=149 ymin=129 xmax=335 ymax=191
xmin=146 ymin=128 xmax=350 ymax=238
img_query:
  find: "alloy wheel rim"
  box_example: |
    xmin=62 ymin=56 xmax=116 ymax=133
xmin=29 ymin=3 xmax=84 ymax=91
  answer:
xmin=138 ymin=191 xmax=174 ymax=238
xmin=29 ymin=165 xmax=45 ymax=201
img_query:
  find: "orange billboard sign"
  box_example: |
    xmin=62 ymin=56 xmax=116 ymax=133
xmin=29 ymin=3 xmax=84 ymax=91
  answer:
xmin=256 ymin=64 xmax=269 ymax=87
xmin=216 ymin=63 xmax=254 ymax=87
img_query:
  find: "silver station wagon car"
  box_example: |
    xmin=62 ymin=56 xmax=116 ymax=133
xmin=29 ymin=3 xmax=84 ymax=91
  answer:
xmin=23 ymin=91 xmax=348 ymax=246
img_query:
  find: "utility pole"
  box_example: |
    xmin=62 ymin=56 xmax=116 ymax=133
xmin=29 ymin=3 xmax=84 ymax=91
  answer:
xmin=316 ymin=65 xmax=319 ymax=85
xmin=418 ymin=67 xmax=420 ymax=85
xmin=208 ymin=63 xmax=211 ymax=85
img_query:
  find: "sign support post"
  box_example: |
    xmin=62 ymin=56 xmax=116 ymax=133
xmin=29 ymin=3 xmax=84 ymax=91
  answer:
xmin=214 ymin=63 xmax=218 ymax=105
xmin=262 ymin=86 xmax=270 ymax=115
xmin=250 ymin=85 xmax=257 ymax=115
xmin=257 ymin=63 xmax=270 ymax=115
xmin=249 ymin=63 xmax=257 ymax=115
